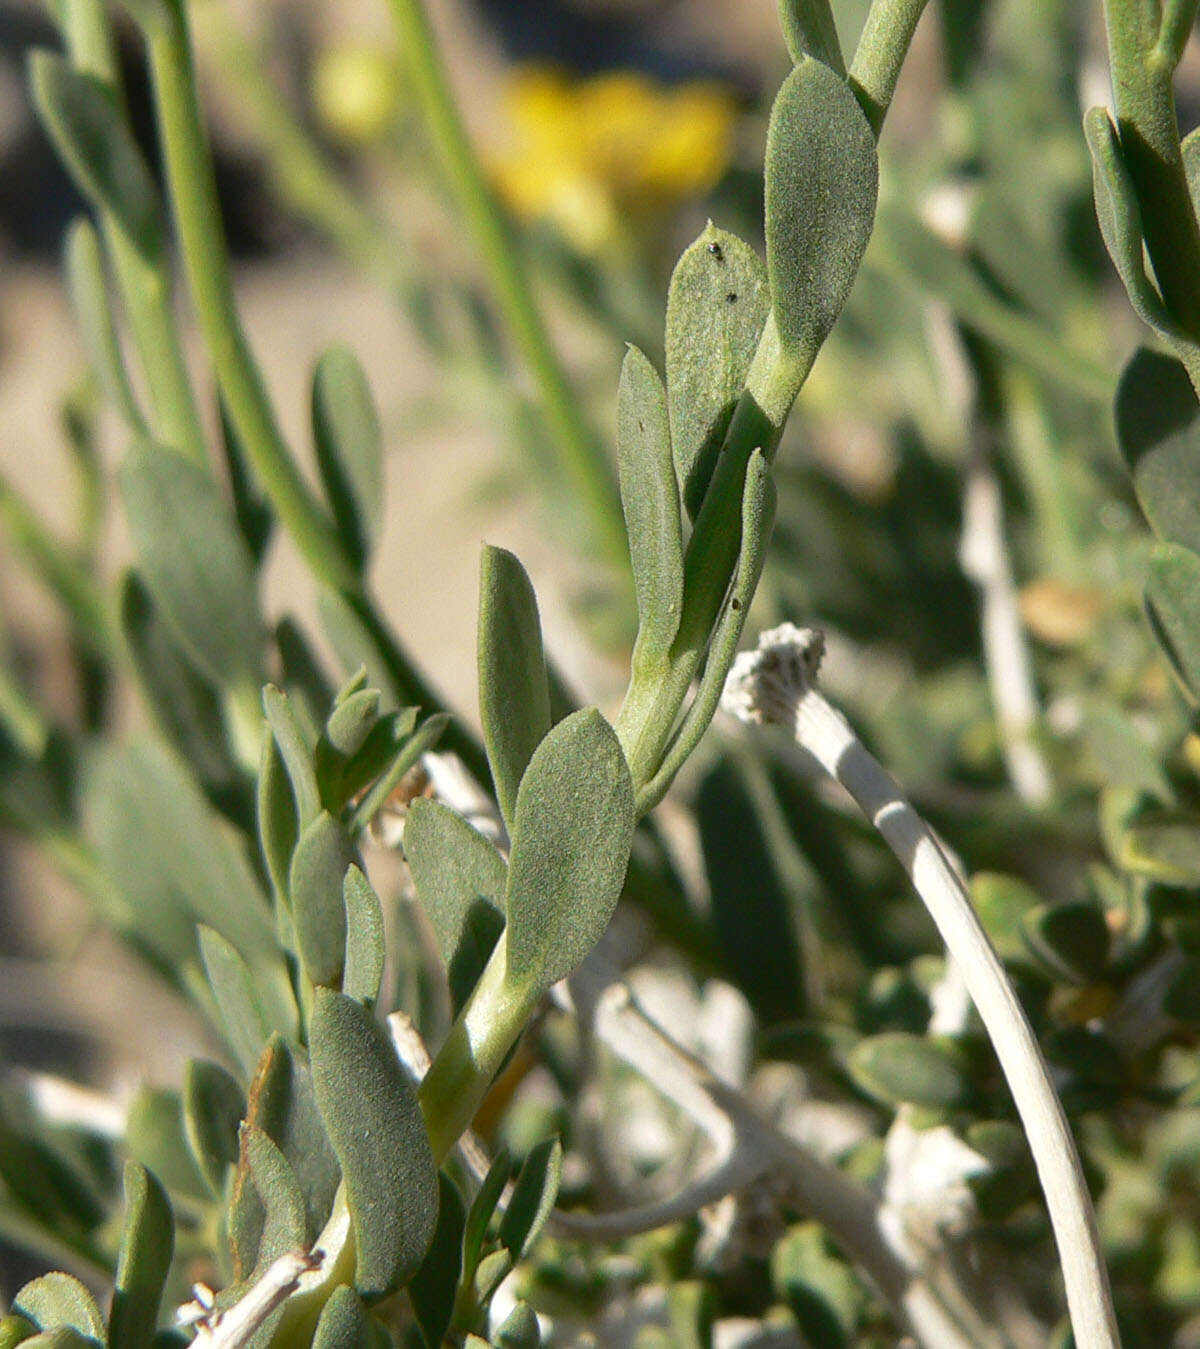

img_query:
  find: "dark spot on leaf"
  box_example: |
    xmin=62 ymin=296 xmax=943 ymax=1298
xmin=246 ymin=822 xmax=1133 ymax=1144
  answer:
xmin=707 ymin=242 xmax=724 ymax=262
xmin=726 ymin=292 xmax=738 ymax=304
xmin=731 ymin=598 xmax=741 ymax=610
xmin=637 ymin=419 xmax=645 ymax=432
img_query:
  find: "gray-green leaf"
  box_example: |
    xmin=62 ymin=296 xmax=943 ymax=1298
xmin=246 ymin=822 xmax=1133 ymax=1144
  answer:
xmin=198 ymin=926 xmax=297 ymax=1076
xmin=404 ymin=798 xmax=506 ymax=1013
xmin=342 ymin=866 xmax=385 ymax=1007
xmin=666 ymin=224 xmax=770 ymax=520
xmin=312 ymin=345 xmax=385 ymax=572
xmin=290 ymin=811 xmax=358 ymax=989
xmin=1115 ymin=348 xmax=1200 ymax=556
xmin=618 ymin=345 xmax=684 ymax=667
xmin=312 ymin=1287 xmax=373 ymax=1349
xmin=27 ymin=52 xmax=161 ymax=259
xmin=243 ymin=1036 xmax=341 ymax=1249
xmin=777 ymin=0 xmax=844 ymax=71
xmin=108 ymin=1163 xmax=173 ymax=1349
xmin=505 ymin=709 xmax=635 ymax=994
xmin=477 ymin=545 xmax=552 ymax=832
xmin=847 ymin=1033 xmax=971 ymax=1111
xmin=182 ymin=1060 xmax=245 ymax=1197
xmin=242 ymin=1126 xmax=308 ymax=1262
xmin=408 ymin=1174 xmax=465 ymax=1349
xmin=120 ymin=442 xmax=264 ymax=690
xmin=765 ymin=58 xmax=878 ymax=387
xmin=64 ymin=219 xmax=145 ymax=433
xmin=1146 ymin=542 xmax=1200 ymax=701
xmin=498 ymin=1137 xmax=561 ymax=1262
xmin=12 ymin=1277 xmax=102 ymax=1340
xmin=1085 ymin=108 xmax=1179 ymax=339
xmin=309 ymin=990 xmax=437 ymax=1299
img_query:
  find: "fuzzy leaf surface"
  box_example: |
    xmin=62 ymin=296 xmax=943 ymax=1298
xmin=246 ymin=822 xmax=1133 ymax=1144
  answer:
xmin=404 ymin=798 xmax=506 ymax=1012
xmin=309 ymin=990 xmax=437 ymax=1299
xmin=505 ymin=709 xmax=634 ymax=994
xmin=108 ymin=1163 xmax=173 ymax=1349
xmin=666 ymin=224 xmax=769 ymax=519
xmin=477 ymin=545 xmax=552 ymax=832
xmin=617 ymin=345 xmax=684 ymax=665
xmin=765 ymin=57 xmax=877 ymax=379
xmin=120 ymin=442 xmax=263 ymax=690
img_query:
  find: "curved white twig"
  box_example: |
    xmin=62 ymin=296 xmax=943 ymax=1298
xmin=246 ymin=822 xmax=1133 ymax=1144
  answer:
xmin=722 ymin=624 xmax=1119 ymax=1349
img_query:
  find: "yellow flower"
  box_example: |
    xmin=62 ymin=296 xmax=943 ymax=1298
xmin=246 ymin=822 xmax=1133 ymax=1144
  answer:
xmin=311 ymin=43 xmax=405 ymax=146
xmin=489 ymin=64 xmax=738 ymax=254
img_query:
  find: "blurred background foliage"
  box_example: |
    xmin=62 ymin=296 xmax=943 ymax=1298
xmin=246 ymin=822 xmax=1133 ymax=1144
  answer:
xmin=3 ymin=0 xmax=1200 ymax=1345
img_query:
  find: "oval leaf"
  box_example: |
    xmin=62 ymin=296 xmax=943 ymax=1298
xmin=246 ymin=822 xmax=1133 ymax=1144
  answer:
xmin=12 ymin=1278 xmax=101 ymax=1341
xmin=618 ymin=345 xmax=684 ymax=666
xmin=312 ymin=346 xmax=384 ymax=572
xmin=666 ymin=224 xmax=770 ymax=519
xmin=28 ymin=52 xmax=161 ymax=259
xmin=109 ymin=1163 xmax=174 ymax=1349
xmin=183 ymin=1060 xmax=245 ymax=1197
xmin=847 ymin=1032 xmax=971 ymax=1110
xmin=244 ymin=1037 xmax=341 ymax=1250
xmin=120 ymin=442 xmax=264 ymax=690
xmin=1116 ymin=348 xmax=1200 ymax=556
xmin=408 ymin=1174 xmax=465 ymax=1349
xmin=505 ymin=709 xmax=635 ymax=994
xmin=477 ymin=545 xmax=552 ymax=832
xmin=342 ymin=866 xmax=385 ymax=1007
xmin=498 ymin=1137 xmax=562 ymax=1262
xmin=1146 ymin=542 xmax=1200 ymax=702
xmin=404 ymin=798 xmax=506 ymax=1013
xmin=1085 ymin=108 xmax=1178 ymax=339
xmin=309 ymin=990 xmax=438 ymax=1299
xmin=312 ymin=1287 xmax=372 ymax=1349
xmin=765 ymin=57 xmax=878 ymax=384
xmin=290 ymin=811 xmax=357 ymax=989
xmin=64 ymin=219 xmax=145 ymax=433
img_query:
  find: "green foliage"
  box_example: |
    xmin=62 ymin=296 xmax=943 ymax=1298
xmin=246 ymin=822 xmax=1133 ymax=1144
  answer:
xmin=504 ymin=709 xmax=635 ymax=995
xmin=476 ymin=546 xmax=552 ymax=834
xmin=308 ymin=990 xmax=437 ymax=1299
xmin=764 ymin=57 xmax=878 ymax=397
xmin=16 ymin=0 xmax=1200 ymax=1346
xmin=665 ymin=225 xmax=770 ymax=520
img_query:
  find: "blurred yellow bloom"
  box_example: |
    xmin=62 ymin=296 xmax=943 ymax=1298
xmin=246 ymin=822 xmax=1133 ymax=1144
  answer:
xmin=489 ymin=65 xmax=738 ymax=254
xmin=312 ymin=43 xmax=405 ymax=146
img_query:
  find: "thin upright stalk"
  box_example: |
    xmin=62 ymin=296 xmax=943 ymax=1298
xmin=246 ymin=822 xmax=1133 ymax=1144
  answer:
xmin=62 ymin=0 xmax=207 ymax=464
xmin=849 ymin=0 xmax=930 ymax=134
xmin=1103 ymin=0 xmax=1200 ymax=337
xmin=144 ymin=1 xmax=356 ymax=593
xmin=384 ymin=0 xmax=629 ymax=579
xmin=723 ymin=625 xmax=1120 ymax=1349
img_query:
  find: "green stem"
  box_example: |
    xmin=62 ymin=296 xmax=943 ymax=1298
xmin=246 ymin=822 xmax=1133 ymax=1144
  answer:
xmin=417 ymin=943 xmax=537 ymax=1164
xmin=61 ymin=0 xmax=207 ymax=465
xmin=1103 ymin=0 xmax=1200 ymax=337
xmin=848 ymin=0 xmax=930 ymax=136
xmin=384 ymin=0 xmax=630 ymax=580
xmin=144 ymin=0 xmax=356 ymax=593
